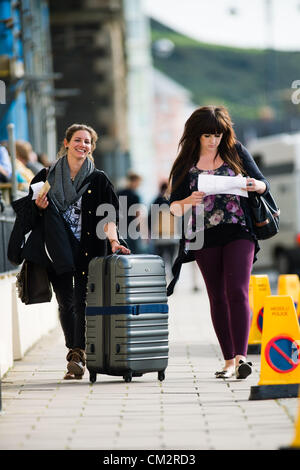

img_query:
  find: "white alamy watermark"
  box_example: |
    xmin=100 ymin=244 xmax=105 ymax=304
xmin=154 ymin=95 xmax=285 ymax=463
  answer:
xmin=291 ymin=80 xmax=300 ymax=105
xmin=0 ymin=80 xmax=6 ymax=104
xmin=95 ymin=197 xmax=205 ymax=251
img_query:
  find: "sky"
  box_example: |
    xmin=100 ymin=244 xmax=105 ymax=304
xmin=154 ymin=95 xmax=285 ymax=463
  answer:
xmin=143 ymin=0 xmax=300 ymax=51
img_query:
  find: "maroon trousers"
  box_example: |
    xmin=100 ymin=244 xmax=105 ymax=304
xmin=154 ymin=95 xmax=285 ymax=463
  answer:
xmin=194 ymin=239 xmax=255 ymax=360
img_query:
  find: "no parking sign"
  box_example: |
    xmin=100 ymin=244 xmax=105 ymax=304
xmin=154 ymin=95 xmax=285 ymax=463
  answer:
xmin=257 ymin=307 xmax=264 ymax=333
xmin=265 ymin=335 xmax=300 ymax=374
xmin=256 ymin=295 xmax=300 ymax=388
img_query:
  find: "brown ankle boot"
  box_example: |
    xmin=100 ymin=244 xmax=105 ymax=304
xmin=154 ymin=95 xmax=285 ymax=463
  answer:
xmin=67 ymin=348 xmax=86 ymax=378
xmin=64 ymin=371 xmax=83 ymax=380
xmin=64 ymin=350 xmax=81 ymax=380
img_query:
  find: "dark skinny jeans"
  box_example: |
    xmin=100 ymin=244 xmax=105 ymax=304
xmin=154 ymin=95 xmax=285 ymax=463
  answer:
xmin=194 ymin=239 xmax=255 ymax=360
xmin=47 ymin=268 xmax=88 ymax=350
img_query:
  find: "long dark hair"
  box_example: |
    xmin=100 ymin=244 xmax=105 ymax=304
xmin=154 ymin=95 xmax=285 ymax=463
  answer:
xmin=168 ymin=106 xmax=244 ymax=193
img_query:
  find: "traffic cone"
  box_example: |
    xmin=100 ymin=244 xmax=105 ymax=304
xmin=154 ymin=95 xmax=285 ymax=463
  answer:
xmin=249 ymin=295 xmax=300 ymax=400
xmin=248 ymin=275 xmax=271 ymax=354
xmin=290 ymin=391 xmax=300 ymax=449
xmin=280 ymin=387 xmax=300 ymax=450
xmin=278 ymin=274 xmax=300 ymax=310
xmin=296 ymin=292 xmax=300 ymax=324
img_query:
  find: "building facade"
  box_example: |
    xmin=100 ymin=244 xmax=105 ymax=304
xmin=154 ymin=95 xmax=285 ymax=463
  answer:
xmin=122 ymin=0 xmax=156 ymax=203
xmin=0 ymin=0 xmax=57 ymax=157
xmin=152 ymin=68 xmax=195 ymax=188
xmin=49 ymin=0 xmax=129 ymax=181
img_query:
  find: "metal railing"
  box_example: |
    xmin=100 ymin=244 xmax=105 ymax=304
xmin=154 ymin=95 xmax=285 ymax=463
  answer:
xmin=0 ymin=200 xmax=15 ymax=273
xmin=0 ymin=123 xmax=18 ymax=274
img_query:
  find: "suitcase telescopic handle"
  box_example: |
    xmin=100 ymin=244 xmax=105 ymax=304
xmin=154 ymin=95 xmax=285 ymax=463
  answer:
xmin=104 ymin=249 xmax=125 ymax=275
xmin=110 ymin=249 xmax=126 ymax=256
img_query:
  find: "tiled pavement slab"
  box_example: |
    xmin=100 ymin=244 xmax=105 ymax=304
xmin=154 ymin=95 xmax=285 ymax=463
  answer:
xmin=0 ymin=264 xmax=298 ymax=451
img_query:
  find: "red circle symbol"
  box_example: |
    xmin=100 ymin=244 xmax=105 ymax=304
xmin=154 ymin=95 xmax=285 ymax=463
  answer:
xmin=265 ymin=335 xmax=300 ymax=374
xmin=257 ymin=307 xmax=264 ymax=333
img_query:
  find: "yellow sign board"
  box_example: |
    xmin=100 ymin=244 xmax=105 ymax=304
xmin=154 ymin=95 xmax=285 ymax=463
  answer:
xmin=248 ymin=275 xmax=271 ymax=346
xmin=258 ymin=295 xmax=300 ymax=386
xmin=290 ymin=390 xmax=300 ymax=448
xmin=278 ymin=274 xmax=300 ymax=323
xmin=277 ymin=274 xmax=300 ymax=305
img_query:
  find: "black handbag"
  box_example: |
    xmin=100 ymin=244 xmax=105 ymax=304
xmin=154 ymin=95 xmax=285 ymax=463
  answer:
xmin=248 ymin=191 xmax=280 ymax=240
xmin=16 ymin=260 xmax=52 ymax=305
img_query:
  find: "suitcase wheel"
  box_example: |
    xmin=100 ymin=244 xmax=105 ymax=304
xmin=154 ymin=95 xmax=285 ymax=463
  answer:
xmin=123 ymin=373 xmax=132 ymax=383
xmin=89 ymin=372 xmax=97 ymax=383
xmin=158 ymin=371 xmax=165 ymax=382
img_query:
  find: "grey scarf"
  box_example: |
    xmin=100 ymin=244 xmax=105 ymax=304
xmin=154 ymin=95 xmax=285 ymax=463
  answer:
xmin=47 ymin=156 xmax=95 ymax=212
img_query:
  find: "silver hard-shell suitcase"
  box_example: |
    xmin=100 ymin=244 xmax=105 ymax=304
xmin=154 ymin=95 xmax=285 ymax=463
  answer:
xmin=86 ymin=254 xmax=169 ymax=383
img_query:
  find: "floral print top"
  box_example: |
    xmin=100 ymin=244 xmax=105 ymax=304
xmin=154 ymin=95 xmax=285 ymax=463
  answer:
xmin=185 ymin=163 xmax=247 ymax=248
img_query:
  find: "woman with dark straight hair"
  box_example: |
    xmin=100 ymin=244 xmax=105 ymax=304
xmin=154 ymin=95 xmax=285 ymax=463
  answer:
xmin=168 ymin=106 xmax=269 ymax=379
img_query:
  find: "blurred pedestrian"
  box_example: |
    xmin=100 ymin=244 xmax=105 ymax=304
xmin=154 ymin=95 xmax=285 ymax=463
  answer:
xmin=37 ymin=152 xmax=51 ymax=168
xmin=0 ymin=143 xmax=12 ymax=182
xmin=15 ymin=140 xmax=35 ymax=185
xmin=117 ymin=171 xmax=143 ymax=253
xmin=11 ymin=124 xmax=130 ymax=380
xmin=148 ymin=181 xmax=178 ymax=279
xmin=168 ymin=105 xmax=270 ymax=380
xmin=27 ymin=146 xmax=44 ymax=174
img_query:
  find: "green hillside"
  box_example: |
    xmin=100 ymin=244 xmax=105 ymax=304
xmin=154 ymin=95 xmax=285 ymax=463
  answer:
xmin=150 ymin=19 xmax=300 ymax=132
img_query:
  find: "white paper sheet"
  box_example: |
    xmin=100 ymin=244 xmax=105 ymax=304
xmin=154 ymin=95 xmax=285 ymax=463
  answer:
xmin=31 ymin=181 xmax=52 ymax=200
xmin=198 ymin=174 xmax=248 ymax=197
xmin=31 ymin=182 xmax=44 ymax=200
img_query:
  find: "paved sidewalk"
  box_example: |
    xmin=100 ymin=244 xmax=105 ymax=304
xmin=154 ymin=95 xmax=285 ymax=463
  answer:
xmin=0 ymin=264 xmax=298 ymax=451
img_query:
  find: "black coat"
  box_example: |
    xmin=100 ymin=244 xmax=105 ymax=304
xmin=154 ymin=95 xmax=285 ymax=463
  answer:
xmin=167 ymin=141 xmax=270 ymax=296
xmin=8 ymin=167 xmax=119 ymax=274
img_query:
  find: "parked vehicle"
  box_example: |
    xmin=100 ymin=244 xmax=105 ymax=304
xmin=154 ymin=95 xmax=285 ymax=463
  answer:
xmin=247 ymin=132 xmax=300 ymax=274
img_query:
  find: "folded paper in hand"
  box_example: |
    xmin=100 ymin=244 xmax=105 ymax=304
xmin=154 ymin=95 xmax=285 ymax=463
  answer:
xmin=31 ymin=181 xmax=51 ymax=200
xmin=198 ymin=174 xmax=248 ymax=198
